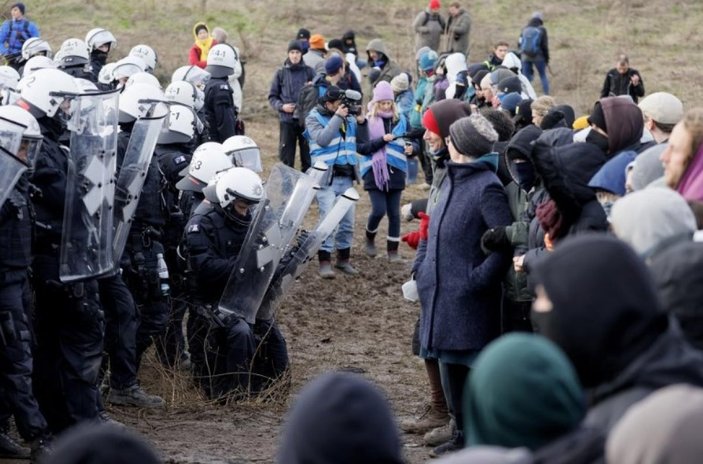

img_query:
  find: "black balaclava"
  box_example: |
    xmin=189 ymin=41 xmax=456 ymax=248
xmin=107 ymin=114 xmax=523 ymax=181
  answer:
xmin=532 ymin=234 xmax=668 ymax=388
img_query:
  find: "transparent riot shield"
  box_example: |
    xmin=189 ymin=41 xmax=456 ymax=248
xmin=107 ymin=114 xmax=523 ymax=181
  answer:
xmin=257 ymin=188 xmax=360 ymax=320
xmin=60 ymin=89 xmax=120 ymax=283
xmin=0 ymin=117 xmax=27 ymax=211
xmin=218 ymin=163 xmax=317 ymax=324
xmin=112 ymin=108 xmax=168 ymax=264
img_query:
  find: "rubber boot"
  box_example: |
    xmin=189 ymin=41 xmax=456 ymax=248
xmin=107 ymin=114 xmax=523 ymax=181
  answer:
xmin=318 ymin=250 xmax=335 ymax=279
xmin=334 ymin=248 xmax=359 ymax=275
xmin=365 ymin=229 xmax=377 ymax=257
xmin=387 ymin=239 xmax=403 ymax=263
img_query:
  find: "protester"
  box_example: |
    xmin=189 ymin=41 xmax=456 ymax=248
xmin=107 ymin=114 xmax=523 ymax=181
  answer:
xmin=444 ymin=1 xmax=471 ymax=56
xmin=0 ymin=2 xmax=39 ymax=69
xmin=600 ymin=53 xmax=644 ymax=103
xmin=661 ymin=107 xmax=703 ymax=203
xmin=413 ymin=113 xmax=512 ymax=456
xmin=518 ymin=11 xmax=549 ymax=95
xmin=48 ymin=424 xmax=161 ymax=464
xmin=189 ymin=22 xmax=216 ymax=69
xmin=366 ymin=38 xmax=401 ymax=86
xmin=413 ymin=0 xmax=445 ymax=52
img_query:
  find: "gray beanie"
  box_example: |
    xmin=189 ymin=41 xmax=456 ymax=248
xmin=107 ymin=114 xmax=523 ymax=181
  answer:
xmin=449 ymin=113 xmax=499 ymax=158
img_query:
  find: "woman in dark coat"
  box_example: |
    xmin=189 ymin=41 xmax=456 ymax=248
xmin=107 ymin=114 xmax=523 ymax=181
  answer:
xmin=413 ymin=113 xmax=512 ymax=456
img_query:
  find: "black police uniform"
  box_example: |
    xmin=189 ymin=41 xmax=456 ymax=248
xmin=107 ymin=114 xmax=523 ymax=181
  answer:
xmin=0 ymin=176 xmax=49 ymax=442
xmin=153 ymin=144 xmax=192 ymax=367
xmin=183 ymin=204 xmax=288 ymax=399
xmin=204 ymin=77 xmax=236 ymax=143
xmin=117 ymin=129 xmax=171 ymax=367
xmin=30 ymin=115 xmax=104 ymax=433
xmin=89 ymin=50 xmax=109 ymax=84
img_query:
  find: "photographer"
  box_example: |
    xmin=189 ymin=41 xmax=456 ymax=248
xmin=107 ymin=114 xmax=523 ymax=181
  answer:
xmin=305 ymin=85 xmax=367 ymax=278
xmin=358 ymin=81 xmax=416 ymax=262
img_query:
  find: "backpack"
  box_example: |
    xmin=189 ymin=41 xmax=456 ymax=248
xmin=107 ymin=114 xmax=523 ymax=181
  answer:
xmin=521 ymin=26 xmax=542 ymax=57
xmin=294 ymin=83 xmax=323 ymax=128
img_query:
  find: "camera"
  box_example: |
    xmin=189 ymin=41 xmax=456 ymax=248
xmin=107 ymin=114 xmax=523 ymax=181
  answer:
xmin=341 ymin=89 xmax=362 ymax=116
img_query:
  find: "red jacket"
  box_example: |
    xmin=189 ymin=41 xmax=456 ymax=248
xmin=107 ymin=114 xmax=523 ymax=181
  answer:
xmin=189 ymin=39 xmax=217 ymax=68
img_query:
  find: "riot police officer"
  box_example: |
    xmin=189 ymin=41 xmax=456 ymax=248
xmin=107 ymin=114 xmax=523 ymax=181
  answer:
xmin=85 ymin=27 xmax=116 ymax=83
xmin=203 ymin=44 xmax=238 ymax=143
xmin=55 ymin=38 xmax=93 ymax=80
xmin=19 ymin=68 xmax=105 ymax=432
xmin=0 ymin=105 xmax=50 ymax=459
xmin=183 ymin=167 xmax=288 ymax=399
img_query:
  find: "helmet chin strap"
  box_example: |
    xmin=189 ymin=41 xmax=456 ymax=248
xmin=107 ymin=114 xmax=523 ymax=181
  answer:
xmin=220 ymin=204 xmax=252 ymax=227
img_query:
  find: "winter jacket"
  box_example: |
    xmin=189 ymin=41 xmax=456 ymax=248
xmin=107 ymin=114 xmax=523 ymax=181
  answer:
xmin=414 ymin=156 xmax=512 ymax=352
xmin=599 ymin=96 xmax=644 ymax=156
xmin=268 ymin=59 xmax=316 ymax=123
xmin=532 ymin=234 xmax=703 ymax=433
xmin=518 ymin=18 xmax=549 ymax=64
xmin=413 ymin=9 xmax=445 ymax=52
xmin=188 ymin=23 xmax=217 ymax=69
xmin=366 ymin=39 xmax=402 ymax=86
xmin=444 ymin=9 xmax=471 ymax=55
xmin=585 ymin=322 xmax=703 ymax=432
xmin=357 ymin=114 xmax=411 ymax=191
xmin=303 ymin=49 xmax=325 ymax=74
xmin=395 ymin=89 xmax=414 ymax=121
xmin=0 ymin=18 xmax=39 ymax=56
xmin=600 ymin=68 xmax=645 ymax=103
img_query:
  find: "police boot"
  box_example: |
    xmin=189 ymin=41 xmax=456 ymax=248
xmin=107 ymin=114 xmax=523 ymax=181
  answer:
xmin=387 ymin=239 xmax=404 ymax=263
xmin=334 ymin=248 xmax=359 ymax=275
xmin=0 ymin=429 xmax=30 ymax=459
xmin=318 ymin=250 xmax=336 ymax=280
xmin=364 ymin=229 xmax=377 ymax=257
xmin=107 ymin=384 xmax=165 ymax=408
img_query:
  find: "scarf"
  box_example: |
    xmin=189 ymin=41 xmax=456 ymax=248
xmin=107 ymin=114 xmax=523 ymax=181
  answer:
xmin=368 ymin=111 xmax=395 ymax=190
xmin=195 ymin=37 xmax=215 ymax=63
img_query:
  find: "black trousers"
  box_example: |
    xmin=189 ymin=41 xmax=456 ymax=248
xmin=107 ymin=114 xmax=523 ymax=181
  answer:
xmin=0 ymin=270 xmax=48 ymax=440
xmin=439 ymin=362 xmax=470 ymax=435
xmin=32 ymin=255 xmax=103 ymax=434
xmin=98 ymin=273 xmax=139 ymax=390
xmin=278 ymin=120 xmax=311 ymax=172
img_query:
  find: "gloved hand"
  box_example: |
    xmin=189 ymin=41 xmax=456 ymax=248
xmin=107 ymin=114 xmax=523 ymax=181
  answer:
xmin=401 ymin=203 xmax=414 ymax=222
xmin=418 ymin=212 xmax=430 ymax=241
xmin=402 ymin=230 xmax=421 ymax=249
xmin=481 ymin=226 xmax=510 ymax=252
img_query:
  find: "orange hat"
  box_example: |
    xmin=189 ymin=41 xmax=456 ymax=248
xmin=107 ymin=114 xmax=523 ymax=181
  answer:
xmin=309 ymin=34 xmax=326 ymax=51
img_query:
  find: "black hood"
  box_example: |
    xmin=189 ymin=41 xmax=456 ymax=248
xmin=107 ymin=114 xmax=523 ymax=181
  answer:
xmin=277 ymin=372 xmax=403 ymax=464
xmin=506 ymin=125 xmax=542 ymax=161
xmin=49 ymin=424 xmax=160 ymax=464
xmin=533 ymin=234 xmax=669 ymax=388
xmin=650 ymin=241 xmax=703 ymax=350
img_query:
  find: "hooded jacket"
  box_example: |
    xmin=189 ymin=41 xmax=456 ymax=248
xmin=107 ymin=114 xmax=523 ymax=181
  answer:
xmin=607 ymin=385 xmax=703 ymax=464
xmin=366 ymin=39 xmax=402 ymax=86
xmin=610 ymin=187 xmax=696 ymax=257
xmin=189 ymin=23 xmax=216 ymax=69
xmin=629 ymin=143 xmax=666 ymax=191
xmin=530 ymin=139 xmax=608 ymax=236
xmin=650 ymin=241 xmax=703 ymax=350
xmin=600 ymin=96 xmax=644 ymax=156
xmin=467 ymin=334 xmax=586 ymax=451
xmin=277 ymin=372 xmax=403 ymax=464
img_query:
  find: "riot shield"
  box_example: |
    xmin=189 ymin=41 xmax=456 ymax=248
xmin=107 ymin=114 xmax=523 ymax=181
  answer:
xmin=112 ymin=109 xmax=168 ymax=264
xmin=257 ymin=188 xmax=360 ymax=320
xmin=0 ymin=117 xmax=27 ymax=211
xmin=218 ymin=163 xmax=317 ymax=324
xmin=60 ymin=89 xmax=120 ymax=283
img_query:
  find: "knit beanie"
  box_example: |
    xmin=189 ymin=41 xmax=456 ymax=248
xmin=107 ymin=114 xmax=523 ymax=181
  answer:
xmin=309 ymin=34 xmax=326 ymax=51
xmin=372 ymin=81 xmax=395 ymax=103
xmin=449 ymin=113 xmax=499 ymax=158
xmin=429 ymin=0 xmax=441 ymax=9
xmin=588 ymin=102 xmax=607 ymax=133
xmin=324 ymin=55 xmax=344 ymax=75
xmin=424 ymin=99 xmax=472 ymax=139
xmin=419 ymin=50 xmax=438 ymax=72
xmin=297 ymin=28 xmax=311 ymax=40
xmin=390 ymin=73 xmax=409 ymax=93
xmin=11 ymin=2 xmax=25 ymax=14
xmin=288 ymin=40 xmax=303 ymax=53
xmin=500 ymin=92 xmax=523 ymax=115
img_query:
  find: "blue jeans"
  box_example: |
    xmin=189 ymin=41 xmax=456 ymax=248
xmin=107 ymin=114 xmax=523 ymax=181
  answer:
xmin=316 ymin=174 xmax=355 ymax=253
xmin=522 ymin=59 xmax=549 ymax=95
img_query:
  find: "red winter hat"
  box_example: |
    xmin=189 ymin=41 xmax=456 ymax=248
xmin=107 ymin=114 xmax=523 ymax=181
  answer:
xmin=429 ymin=0 xmax=441 ymax=9
xmin=422 ymin=108 xmax=440 ymax=136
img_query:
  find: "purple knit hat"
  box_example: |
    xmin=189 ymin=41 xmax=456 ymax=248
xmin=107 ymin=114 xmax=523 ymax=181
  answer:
xmin=371 ymin=81 xmax=394 ymax=103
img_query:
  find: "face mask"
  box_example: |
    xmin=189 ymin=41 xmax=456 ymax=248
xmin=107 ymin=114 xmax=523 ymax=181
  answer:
xmin=585 ymin=129 xmax=609 ymax=153
xmin=91 ymin=50 xmax=109 ymax=64
xmin=510 ymin=160 xmax=536 ymax=191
